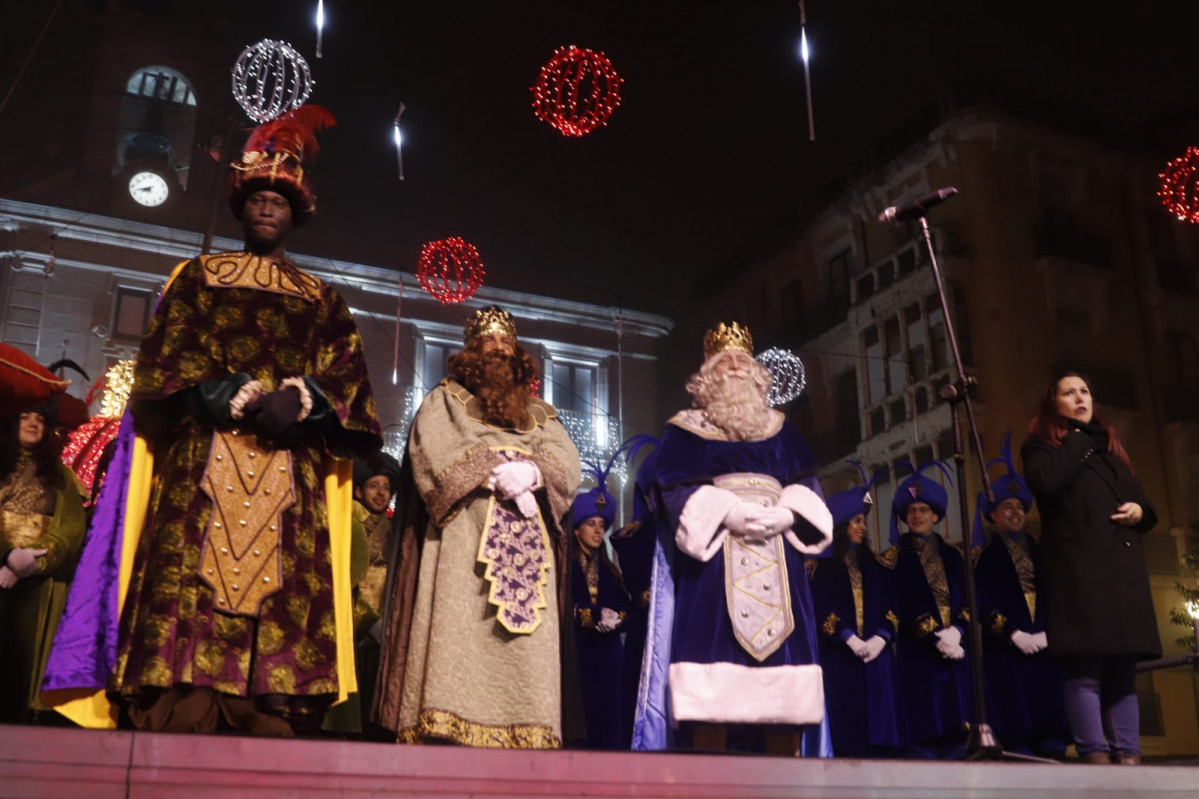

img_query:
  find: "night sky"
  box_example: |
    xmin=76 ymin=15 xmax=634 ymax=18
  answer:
xmin=7 ymin=1 xmax=1199 ymax=318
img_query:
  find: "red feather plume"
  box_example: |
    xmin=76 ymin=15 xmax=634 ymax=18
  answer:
xmin=243 ymin=105 xmax=336 ymax=162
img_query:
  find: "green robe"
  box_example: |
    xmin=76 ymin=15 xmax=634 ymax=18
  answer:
xmin=0 ymin=460 xmax=87 ymax=721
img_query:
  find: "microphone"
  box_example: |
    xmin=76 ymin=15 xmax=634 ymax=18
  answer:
xmin=878 ymin=187 xmax=959 ymax=223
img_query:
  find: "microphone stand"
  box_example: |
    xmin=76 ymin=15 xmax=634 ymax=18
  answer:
xmin=916 ymin=216 xmax=1055 ymax=764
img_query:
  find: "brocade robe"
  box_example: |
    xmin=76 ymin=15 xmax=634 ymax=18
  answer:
xmin=0 ymin=460 xmax=87 ymax=721
xmin=382 ymin=380 xmax=580 ymax=748
xmin=113 ymin=253 xmax=381 ymax=706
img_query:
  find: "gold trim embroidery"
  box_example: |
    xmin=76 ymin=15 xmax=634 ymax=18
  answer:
xmin=426 ymin=443 xmax=495 ymax=524
xmin=878 ymin=546 xmax=898 ymax=569
xmin=667 ymin=408 xmax=785 ymax=442
xmin=991 ymin=611 xmax=1008 ymax=638
xmin=822 ymin=612 xmax=840 ymax=637
xmin=916 ymin=614 xmax=939 ymax=638
xmin=199 ymin=253 xmax=322 ymax=303
xmin=398 ymin=708 xmax=560 ymax=749
xmin=198 ymin=430 xmax=293 ymax=617
xmin=886 ymin=609 xmax=899 ymax=633
xmin=476 ymin=492 xmax=553 ymax=635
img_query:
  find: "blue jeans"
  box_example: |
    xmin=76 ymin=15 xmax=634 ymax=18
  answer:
xmin=1060 ymin=655 xmax=1139 ymax=757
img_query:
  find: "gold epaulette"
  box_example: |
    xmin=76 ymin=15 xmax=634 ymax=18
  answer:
xmin=878 ymin=546 xmax=899 ymax=569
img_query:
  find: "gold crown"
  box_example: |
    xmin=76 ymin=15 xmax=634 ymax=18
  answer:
xmin=464 ymin=305 xmax=518 ymax=346
xmin=703 ymin=321 xmax=754 ymax=359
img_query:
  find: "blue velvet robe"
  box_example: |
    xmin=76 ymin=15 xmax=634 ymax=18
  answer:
xmin=809 ymin=546 xmax=907 ymax=757
xmin=656 ymin=419 xmax=828 ymax=748
xmin=975 ymin=533 xmax=1069 ymax=754
xmin=890 ymin=532 xmax=975 ymax=756
xmin=610 ymin=478 xmax=656 ymax=747
xmin=569 ymin=546 xmax=631 ymax=749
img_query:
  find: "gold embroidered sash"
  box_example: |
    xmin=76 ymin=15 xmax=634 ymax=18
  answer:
xmin=716 ymin=473 xmax=794 ymax=662
xmin=198 ymin=430 xmax=295 ymax=616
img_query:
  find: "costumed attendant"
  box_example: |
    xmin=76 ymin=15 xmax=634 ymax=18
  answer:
xmin=972 ymin=431 xmax=1069 ymax=758
xmin=324 ymin=452 xmax=401 ymax=737
xmin=609 ymin=435 xmax=659 ymax=747
xmin=375 ymin=306 xmax=582 ymax=748
xmin=1021 ymin=373 xmax=1159 ymax=765
xmin=645 ymin=322 xmax=833 ymax=756
xmin=0 ymin=404 xmax=87 ymax=723
xmin=43 ymin=106 xmax=383 ymax=735
xmin=808 ymin=464 xmax=906 ymax=757
xmin=886 ymin=461 xmax=974 ymax=759
xmin=569 ymin=455 xmax=632 ymax=749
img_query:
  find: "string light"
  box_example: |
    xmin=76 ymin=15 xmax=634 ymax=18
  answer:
xmin=757 ymin=347 xmax=807 ymax=406
xmin=99 ymin=359 xmax=135 ymax=418
xmin=315 ymin=0 xmax=325 ymax=59
xmin=231 ymin=39 xmax=314 ymax=123
xmin=530 ymin=46 xmax=623 ymax=137
xmin=1158 ymin=147 xmax=1199 ymax=223
xmin=61 ymin=416 xmax=121 ymax=498
xmin=416 ymin=237 xmax=485 ymax=304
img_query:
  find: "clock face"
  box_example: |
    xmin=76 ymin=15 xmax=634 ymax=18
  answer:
xmin=128 ymin=171 xmax=169 ymax=207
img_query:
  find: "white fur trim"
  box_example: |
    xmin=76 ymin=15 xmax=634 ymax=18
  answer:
xmin=279 ymin=376 xmax=314 ymax=422
xmin=668 ymin=661 xmax=825 ymax=725
xmin=676 ymin=485 xmax=741 ymax=562
xmin=778 ymin=483 xmax=833 ymax=556
xmin=228 ymin=380 xmax=265 ymax=420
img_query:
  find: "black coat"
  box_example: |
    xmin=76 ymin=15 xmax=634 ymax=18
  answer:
xmin=1021 ymin=432 xmax=1161 ymax=660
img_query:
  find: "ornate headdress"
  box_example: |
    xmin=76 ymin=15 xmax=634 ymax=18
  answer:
xmin=227 ymin=105 xmax=336 ymax=228
xmin=703 ymin=321 xmax=754 ymax=359
xmin=464 ymin=305 xmax=518 ymax=347
xmin=971 ymin=430 xmax=1035 ymax=546
xmin=889 ymin=460 xmax=954 ymax=544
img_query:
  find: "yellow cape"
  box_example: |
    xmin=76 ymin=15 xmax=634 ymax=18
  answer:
xmin=49 ymin=259 xmax=358 ymax=728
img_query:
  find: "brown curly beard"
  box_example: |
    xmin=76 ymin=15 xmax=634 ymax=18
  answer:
xmin=447 ymin=344 xmax=537 ymax=429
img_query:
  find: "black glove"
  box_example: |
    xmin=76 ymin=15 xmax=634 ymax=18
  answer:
xmin=244 ymin=386 xmax=303 ymax=439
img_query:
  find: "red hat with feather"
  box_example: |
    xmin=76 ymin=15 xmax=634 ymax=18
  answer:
xmin=226 ymin=105 xmax=335 ymax=228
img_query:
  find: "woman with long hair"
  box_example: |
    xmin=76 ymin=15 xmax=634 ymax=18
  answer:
xmin=809 ymin=468 xmax=906 ymax=757
xmin=1021 ymin=372 xmax=1160 ymax=765
xmin=0 ymin=404 xmax=87 ymax=723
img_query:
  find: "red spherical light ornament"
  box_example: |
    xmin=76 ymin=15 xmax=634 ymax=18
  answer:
xmin=1159 ymin=147 xmax=1199 ymax=223
xmin=416 ymin=236 xmax=485 ymax=304
xmin=531 ymin=45 xmax=623 ymax=137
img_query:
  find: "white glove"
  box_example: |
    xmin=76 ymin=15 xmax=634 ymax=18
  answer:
xmin=1030 ymin=631 xmax=1048 ymax=651
xmin=6 ymin=547 xmax=46 ymax=579
xmin=750 ymin=506 xmax=794 ymax=537
xmin=0 ymin=565 xmax=16 ymax=589
xmin=845 ymin=634 xmax=869 ymax=658
xmin=489 ymin=461 xmax=540 ymax=499
xmin=1011 ymin=629 xmax=1044 ymax=655
xmin=596 ymin=607 xmax=622 ymax=633
xmin=935 ymin=627 xmax=963 ymax=659
xmin=513 ymin=491 xmax=539 ymax=519
xmin=722 ymin=502 xmax=757 ymax=535
xmin=861 ymin=635 xmax=887 ymax=663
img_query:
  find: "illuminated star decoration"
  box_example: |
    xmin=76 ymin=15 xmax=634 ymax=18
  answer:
xmin=1159 ymin=146 xmax=1199 ymax=223
xmin=232 ymin=39 xmax=314 ymax=123
xmin=531 ymin=46 xmax=623 ymax=137
xmin=757 ymin=347 xmax=807 ymax=407
xmin=315 ymin=0 xmax=325 ymax=59
xmin=797 ymin=0 xmax=816 ymax=140
xmin=416 ymin=237 xmax=485 ymax=304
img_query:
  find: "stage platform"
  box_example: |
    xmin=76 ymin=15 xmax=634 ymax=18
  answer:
xmin=2 ymin=724 xmax=1196 ymax=798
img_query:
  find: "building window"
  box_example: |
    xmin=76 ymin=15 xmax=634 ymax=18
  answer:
xmin=115 ymin=66 xmax=198 ymax=190
xmin=125 ymin=66 xmax=197 ymax=106
xmin=548 ymin=360 xmax=597 ymax=414
xmin=864 ymin=326 xmax=885 ymax=406
xmin=419 ymin=339 xmax=454 ymax=392
xmin=828 ymin=248 xmax=851 ymax=311
xmin=111 ymin=287 xmax=154 ymax=341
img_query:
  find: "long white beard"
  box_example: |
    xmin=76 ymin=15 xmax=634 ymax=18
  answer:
xmin=699 ymin=376 xmax=774 ymax=441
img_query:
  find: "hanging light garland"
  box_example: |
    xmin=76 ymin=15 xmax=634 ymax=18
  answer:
xmin=232 ymin=39 xmax=314 ymax=123
xmin=530 ymin=45 xmax=623 ymax=137
xmin=757 ymin=347 xmax=807 ymax=407
xmin=1159 ymin=147 xmax=1199 ymax=223
xmin=99 ymin=359 xmax=135 ymax=418
xmin=416 ymin=236 xmax=485 ymax=304
xmin=61 ymin=416 xmax=121 ymax=500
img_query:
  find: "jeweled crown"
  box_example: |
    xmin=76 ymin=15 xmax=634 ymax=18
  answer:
xmin=464 ymin=305 xmax=518 ymax=346
xmin=703 ymin=321 xmax=754 ymax=359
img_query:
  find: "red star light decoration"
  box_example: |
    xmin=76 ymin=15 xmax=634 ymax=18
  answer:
xmin=531 ymin=46 xmax=622 ymax=137
xmin=1159 ymin=147 xmax=1199 ymax=223
xmin=416 ymin=236 xmax=485 ymax=304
